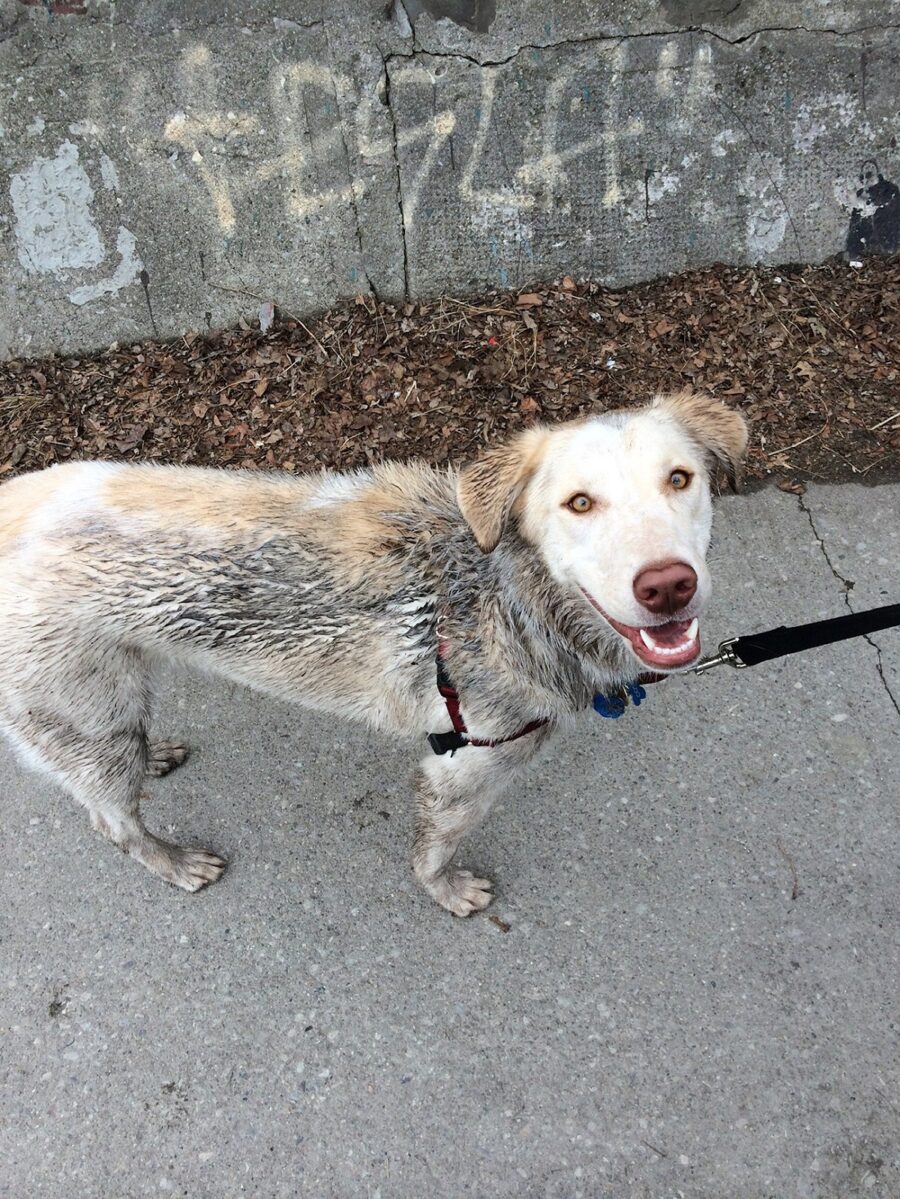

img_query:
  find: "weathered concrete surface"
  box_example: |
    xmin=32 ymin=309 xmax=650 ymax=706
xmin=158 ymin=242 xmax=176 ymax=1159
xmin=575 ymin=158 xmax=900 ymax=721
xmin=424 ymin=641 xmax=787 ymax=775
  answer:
xmin=1 ymin=484 xmax=898 ymax=1197
xmin=1 ymin=1 xmax=898 ymax=356
xmin=801 ymin=484 xmax=899 ymax=707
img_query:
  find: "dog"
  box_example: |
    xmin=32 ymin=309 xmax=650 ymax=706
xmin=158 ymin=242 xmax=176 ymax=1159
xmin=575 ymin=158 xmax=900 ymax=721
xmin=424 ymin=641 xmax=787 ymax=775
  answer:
xmin=0 ymin=391 xmax=747 ymax=915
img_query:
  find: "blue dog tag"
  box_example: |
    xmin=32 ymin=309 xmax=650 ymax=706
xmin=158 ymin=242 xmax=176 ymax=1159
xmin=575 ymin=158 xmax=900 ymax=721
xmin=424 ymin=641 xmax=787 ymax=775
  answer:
xmin=592 ymin=682 xmax=647 ymax=719
xmin=593 ymin=691 xmax=626 ymax=719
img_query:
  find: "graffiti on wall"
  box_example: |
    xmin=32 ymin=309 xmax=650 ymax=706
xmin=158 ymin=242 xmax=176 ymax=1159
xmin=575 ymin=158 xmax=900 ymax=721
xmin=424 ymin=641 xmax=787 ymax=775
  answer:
xmin=6 ymin=29 xmax=894 ymax=317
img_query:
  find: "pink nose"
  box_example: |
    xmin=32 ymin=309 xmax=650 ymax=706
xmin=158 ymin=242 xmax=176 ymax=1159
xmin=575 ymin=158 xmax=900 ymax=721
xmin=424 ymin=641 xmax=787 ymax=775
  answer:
xmin=633 ymin=561 xmax=697 ymax=615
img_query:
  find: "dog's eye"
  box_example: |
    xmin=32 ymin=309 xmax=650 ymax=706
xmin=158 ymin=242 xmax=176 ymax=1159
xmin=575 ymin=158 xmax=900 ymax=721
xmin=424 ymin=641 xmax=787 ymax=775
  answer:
xmin=669 ymin=469 xmax=691 ymax=491
xmin=567 ymin=493 xmax=592 ymax=513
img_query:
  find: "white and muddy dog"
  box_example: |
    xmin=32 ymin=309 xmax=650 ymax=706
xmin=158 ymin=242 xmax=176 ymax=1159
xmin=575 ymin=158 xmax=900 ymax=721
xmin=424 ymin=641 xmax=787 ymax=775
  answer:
xmin=0 ymin=392 xmax=747 ymax=915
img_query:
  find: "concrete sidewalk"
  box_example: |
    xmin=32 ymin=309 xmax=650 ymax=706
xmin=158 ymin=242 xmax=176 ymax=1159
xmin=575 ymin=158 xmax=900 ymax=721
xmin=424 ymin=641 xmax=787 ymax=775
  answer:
xmin=1 ymin=484 xmax=897 ymax=1198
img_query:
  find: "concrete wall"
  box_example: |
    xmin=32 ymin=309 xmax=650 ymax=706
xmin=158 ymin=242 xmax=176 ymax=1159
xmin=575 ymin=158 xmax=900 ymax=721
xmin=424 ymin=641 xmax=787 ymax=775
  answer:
xmin=1 ymin=0 xmax=898 ymax=357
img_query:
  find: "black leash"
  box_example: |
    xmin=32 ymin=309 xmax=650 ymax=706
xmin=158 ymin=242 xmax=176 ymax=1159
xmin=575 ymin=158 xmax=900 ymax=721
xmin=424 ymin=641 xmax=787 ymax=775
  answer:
xmin=430 ymin=604 xmax=899 ymax=745
xmin=693 ymin=602 xmax=900 ymax=673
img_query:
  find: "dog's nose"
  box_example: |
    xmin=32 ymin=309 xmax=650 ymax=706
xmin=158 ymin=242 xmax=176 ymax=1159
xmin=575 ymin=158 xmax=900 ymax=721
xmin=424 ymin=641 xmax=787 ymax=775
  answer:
xmin=633 ymin=561 xmax=697 ymax=615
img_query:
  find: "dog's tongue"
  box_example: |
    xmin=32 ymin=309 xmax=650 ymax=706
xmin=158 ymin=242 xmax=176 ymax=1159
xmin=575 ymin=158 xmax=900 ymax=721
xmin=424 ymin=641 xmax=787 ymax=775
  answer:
xmin=647 ymin=619 xmax=693 ymax=646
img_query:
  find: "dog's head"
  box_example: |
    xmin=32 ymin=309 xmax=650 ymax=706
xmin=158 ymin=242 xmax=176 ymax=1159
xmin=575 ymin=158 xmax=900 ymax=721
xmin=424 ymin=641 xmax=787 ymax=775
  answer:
xmin=456 ymin=392 xmax=748 ymax=672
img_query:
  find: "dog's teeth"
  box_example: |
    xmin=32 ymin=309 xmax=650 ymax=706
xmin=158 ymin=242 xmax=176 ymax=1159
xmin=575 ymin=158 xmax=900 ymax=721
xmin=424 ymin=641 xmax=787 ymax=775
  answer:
xmin=640 ymin=620 xmax=698 ymax=656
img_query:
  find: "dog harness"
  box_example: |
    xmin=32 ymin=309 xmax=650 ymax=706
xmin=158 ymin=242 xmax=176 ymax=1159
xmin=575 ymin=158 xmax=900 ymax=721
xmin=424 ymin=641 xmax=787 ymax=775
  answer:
xmin=427 ymin=640 xmax=662 ymax=754
xmin=427 ymin=641 xmax=549 ymax=755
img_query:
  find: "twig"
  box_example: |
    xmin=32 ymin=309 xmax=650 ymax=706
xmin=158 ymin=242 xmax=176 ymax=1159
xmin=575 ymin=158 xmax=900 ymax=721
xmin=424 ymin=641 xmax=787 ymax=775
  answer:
xmin=775 ymin=839 xmax=799 ymax=901
xmin=824 ymin=445 xmax=862 ymax=474
xmin=640 ymin=1139 xmax=668 ymax=1159
xmin=768 ymin=423 xmax=828 ymax=456
xmin=868 ymin=409 xmax=900 ymax=432
xmin=860 ymin=454 xmax=891 ymax=476
xmin=797 ymin=277 xmax=852 ymax=339
xmin=0 ymin=393 xmax=48 ymax=412
xmin=442 ymin=297 xmax=518 ymax=317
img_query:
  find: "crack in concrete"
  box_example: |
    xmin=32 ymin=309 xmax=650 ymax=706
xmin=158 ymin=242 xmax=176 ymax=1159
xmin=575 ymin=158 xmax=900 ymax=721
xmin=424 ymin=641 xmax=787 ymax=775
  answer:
xmin=381 ymin=55 xmax=410 ymax=301
xmin=5 ymin=14 xmax=896 ymax=76
xmin=798 ymin=494 xmax=899 ymax=719
xmin=323 ymin=27 xmax=377 ymax=302
xmin=389 ymin=21 xmax=900 ymax=69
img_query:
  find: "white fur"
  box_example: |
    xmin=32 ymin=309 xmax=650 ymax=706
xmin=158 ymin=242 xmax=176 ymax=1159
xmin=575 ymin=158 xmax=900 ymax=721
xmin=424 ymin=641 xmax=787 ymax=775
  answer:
xmin=519 ymin=409 xmax=711 ymax=634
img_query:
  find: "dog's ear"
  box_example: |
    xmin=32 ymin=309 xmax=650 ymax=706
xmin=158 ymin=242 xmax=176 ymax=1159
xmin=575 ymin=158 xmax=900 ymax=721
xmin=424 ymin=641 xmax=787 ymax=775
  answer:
xmin=653 ymin=391 xmax=749 ymax=492
xmin=456 ymin=426 xmax=549 ymax=553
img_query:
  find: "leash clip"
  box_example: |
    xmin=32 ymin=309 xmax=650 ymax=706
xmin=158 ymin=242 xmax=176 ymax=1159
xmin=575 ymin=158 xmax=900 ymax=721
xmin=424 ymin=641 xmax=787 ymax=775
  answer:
xmin=692 ymin=637 xmax=745 ymax=675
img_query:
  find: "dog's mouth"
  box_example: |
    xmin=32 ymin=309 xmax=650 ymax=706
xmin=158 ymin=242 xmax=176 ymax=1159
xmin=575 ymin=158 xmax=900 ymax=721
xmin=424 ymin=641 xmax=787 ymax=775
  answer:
xmin=581 ymin=590 xmax=702 ymax=669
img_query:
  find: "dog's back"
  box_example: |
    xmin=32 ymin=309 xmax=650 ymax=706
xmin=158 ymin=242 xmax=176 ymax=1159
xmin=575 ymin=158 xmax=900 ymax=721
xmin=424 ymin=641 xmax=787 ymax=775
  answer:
xmin=0 ymin=459 xmax=452 ymax=708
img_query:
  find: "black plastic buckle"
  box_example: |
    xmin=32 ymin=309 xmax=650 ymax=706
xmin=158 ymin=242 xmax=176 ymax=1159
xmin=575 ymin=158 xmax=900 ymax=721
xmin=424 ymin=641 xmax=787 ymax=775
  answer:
xmin=427 ymin=730 xmax=468 ymax=756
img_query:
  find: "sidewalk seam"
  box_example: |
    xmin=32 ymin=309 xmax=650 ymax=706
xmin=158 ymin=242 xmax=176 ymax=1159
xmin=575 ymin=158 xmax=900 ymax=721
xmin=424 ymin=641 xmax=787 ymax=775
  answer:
xmin=797 ymin=493 xmax=899 ymax=719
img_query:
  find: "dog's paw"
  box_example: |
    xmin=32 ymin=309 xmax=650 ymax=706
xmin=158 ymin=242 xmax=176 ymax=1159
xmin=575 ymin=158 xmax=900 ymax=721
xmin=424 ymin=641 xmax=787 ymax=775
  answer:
xmin=136 ymin=835 xmax=227 ymax=892
xmin=147 ymin=740 xmax=189 ymax=778
xmin=427 ymin=868 xmax=494 ymax=917
xmin=161 ymin=846 xmax=226 ymax=892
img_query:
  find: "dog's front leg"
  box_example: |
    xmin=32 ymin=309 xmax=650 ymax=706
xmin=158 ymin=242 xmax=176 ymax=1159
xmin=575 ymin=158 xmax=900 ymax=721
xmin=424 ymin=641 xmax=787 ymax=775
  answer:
xmin=412 ymin=733 xmax=551 ymax=916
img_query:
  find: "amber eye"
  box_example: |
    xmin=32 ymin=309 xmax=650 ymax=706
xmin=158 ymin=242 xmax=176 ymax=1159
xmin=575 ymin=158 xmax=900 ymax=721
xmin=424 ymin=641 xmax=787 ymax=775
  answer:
xmin=567 ymin=493 xmax=593 ymax=513
xmin=669 ymin=469 xmax=691 ymax=491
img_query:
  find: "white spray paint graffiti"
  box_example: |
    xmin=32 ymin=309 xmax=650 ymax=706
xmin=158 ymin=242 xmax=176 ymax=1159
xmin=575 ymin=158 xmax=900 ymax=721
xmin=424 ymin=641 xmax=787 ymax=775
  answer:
xmin=745 ymin=154 xmax=790 ymax=257
xmin=67 ymin=226 xmax=143 ymax=306
xmin=655 ymin=41 xmax=679 ymax=99
xmin=792 ymin=93 xmax=858 ymax=154
xmin=99 ymin=153 xmax=120 ymax=192
xmin=711 ymin=129 xmax=739 ymax=157
xmin=10 ymin=137 xmax=144 ymax=309
xmin=7 ymin=30 xmax=878 ymax=323
xmin=11 ymin=140 xmax=105 ymax=274
xmin=158 ymin=40 xmax=648 ymax=245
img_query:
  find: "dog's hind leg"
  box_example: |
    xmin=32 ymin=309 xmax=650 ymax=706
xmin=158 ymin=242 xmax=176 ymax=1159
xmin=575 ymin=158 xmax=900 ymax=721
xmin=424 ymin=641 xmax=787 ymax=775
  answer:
xmin=412 ymin=731 xmax=552 ymax=917
xmin=2 ymin=649 xmax=223 ymax=891
xmin=12 ymin=713 xmax=225 ymax=891
xmin=74 ymin=729 xmax=223 ymax=890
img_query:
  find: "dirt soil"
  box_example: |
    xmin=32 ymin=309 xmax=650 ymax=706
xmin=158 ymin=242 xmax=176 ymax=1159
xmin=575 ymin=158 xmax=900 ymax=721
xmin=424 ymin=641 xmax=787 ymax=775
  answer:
xmin=2 ymin=255 xmax=898 ymax=488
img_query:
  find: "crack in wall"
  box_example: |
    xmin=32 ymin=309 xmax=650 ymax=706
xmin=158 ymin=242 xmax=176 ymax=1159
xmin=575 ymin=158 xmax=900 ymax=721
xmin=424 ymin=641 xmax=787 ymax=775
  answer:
xmin=381 ymin=55 xmax=410 ymax=301
xmin=5 ymin=15 xmax=896 ymax=75
xmin=389 ymin=21 xmax=900 ymax=69
xmin=797 ymin=494 xmax=899 ymax=719
xmin=323 ymin=27 xmax=377 ymax=301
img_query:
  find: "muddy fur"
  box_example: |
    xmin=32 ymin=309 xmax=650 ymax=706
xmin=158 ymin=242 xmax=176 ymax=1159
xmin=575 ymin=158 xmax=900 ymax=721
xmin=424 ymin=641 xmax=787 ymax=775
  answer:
xmin=0 ymin=394 xmax=746 ymax=915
